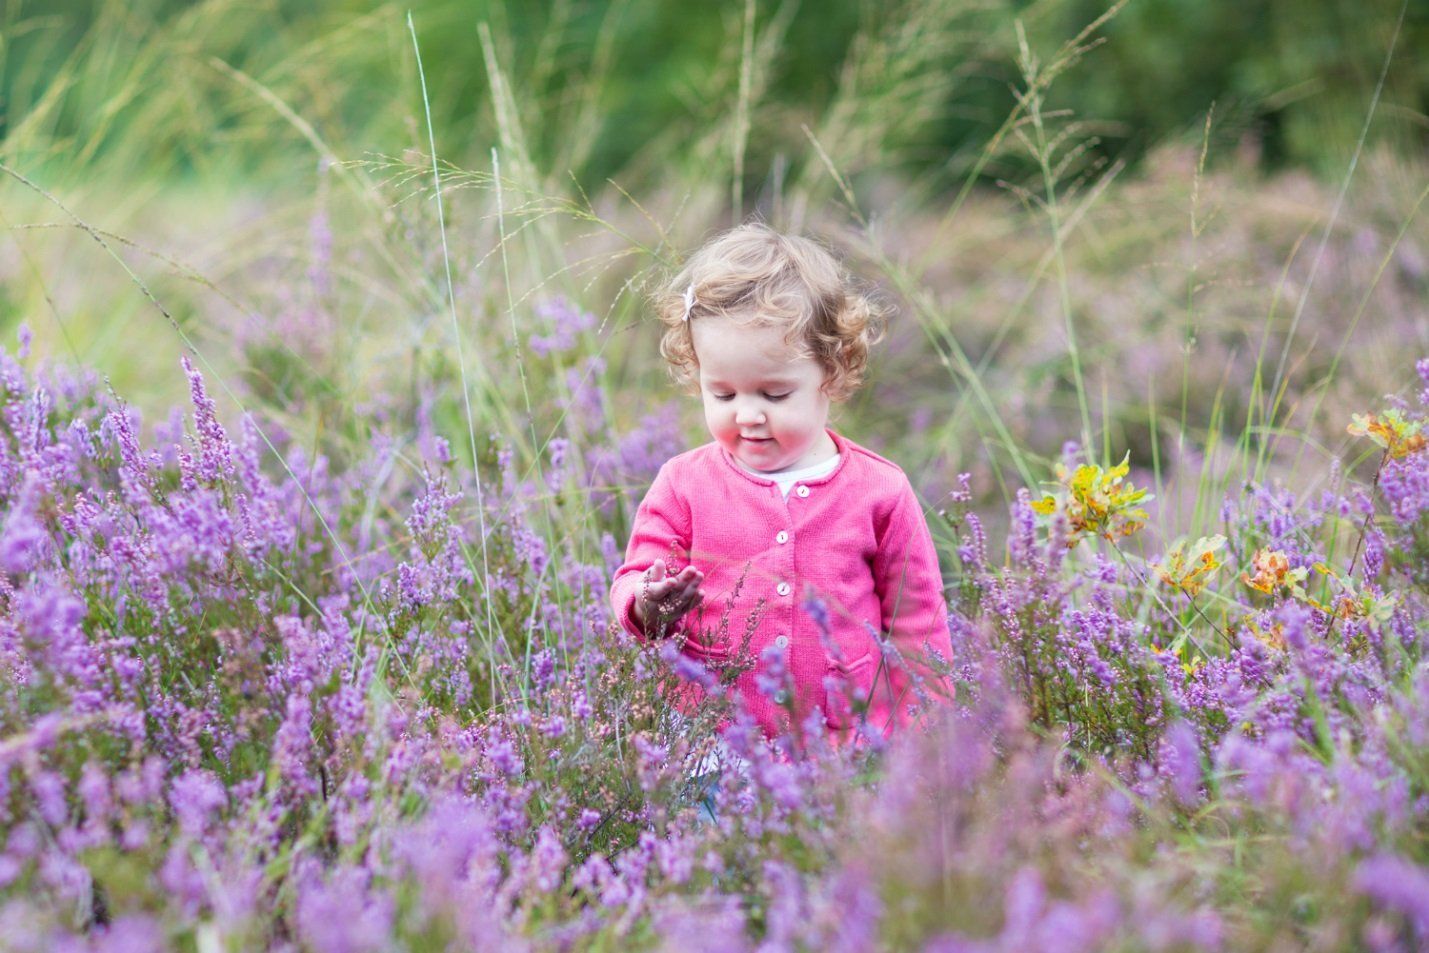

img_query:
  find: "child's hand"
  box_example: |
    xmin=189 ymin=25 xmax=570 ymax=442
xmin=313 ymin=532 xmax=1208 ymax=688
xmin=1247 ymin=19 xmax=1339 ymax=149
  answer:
xmin=634 ymin=559 xmax=704 ymax=636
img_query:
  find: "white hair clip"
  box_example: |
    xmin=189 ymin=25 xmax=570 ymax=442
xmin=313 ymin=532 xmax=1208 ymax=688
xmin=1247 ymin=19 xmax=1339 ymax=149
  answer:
xmin=681 ymin=284 xmax=695 ymax=323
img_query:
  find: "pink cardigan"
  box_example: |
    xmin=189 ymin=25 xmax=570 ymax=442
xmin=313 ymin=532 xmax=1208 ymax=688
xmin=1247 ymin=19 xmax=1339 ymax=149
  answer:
xmin=610 ymin=429 xmax=953 ymax=743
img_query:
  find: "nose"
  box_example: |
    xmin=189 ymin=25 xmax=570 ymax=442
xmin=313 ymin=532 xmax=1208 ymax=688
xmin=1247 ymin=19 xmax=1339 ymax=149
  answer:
xmin=734 ymin=400 xmax=766 ymax=427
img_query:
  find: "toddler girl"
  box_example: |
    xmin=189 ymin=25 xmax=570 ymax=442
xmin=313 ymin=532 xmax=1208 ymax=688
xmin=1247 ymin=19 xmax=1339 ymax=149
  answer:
xmin=609 ymin=223 xmax=953 ymax=749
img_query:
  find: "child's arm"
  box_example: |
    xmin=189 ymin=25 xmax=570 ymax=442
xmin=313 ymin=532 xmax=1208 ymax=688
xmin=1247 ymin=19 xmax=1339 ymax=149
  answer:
xmin=871 ymin=478 xmax=955 ymax=726
xmin=609 ymin=464 xmax=705 ymax=640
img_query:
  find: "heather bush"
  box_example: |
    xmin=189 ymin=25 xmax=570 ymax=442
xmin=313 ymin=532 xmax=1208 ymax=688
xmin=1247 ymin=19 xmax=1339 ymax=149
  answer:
xmin=3 ymin=335 xmax=1428 ymax=950
xmin=3 ymin=2 xmax=1428 ymax=950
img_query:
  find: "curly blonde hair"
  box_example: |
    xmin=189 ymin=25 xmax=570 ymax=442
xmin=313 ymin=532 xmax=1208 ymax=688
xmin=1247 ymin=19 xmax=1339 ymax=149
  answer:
xmin=653 ymin=223 xmax=888 ymax=402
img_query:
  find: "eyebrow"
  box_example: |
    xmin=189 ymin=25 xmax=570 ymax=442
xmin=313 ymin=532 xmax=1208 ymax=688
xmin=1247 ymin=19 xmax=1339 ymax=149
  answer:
xmin=703 ymin=377 xmax=799 ymax=389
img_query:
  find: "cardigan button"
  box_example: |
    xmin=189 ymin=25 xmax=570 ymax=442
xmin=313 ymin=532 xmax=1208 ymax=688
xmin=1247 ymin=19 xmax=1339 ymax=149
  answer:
xmin=774 ymin=689 xmax=789 ymax=704
xmin=775 ymin=635 xmax=789 ymax=648
xmin=795 ymin=485 xmax=810 ymax=498
xmin=776 ymin=582 xmax=791 ymax=597
xmin=775 ymin=530 xmax=789 ymax=544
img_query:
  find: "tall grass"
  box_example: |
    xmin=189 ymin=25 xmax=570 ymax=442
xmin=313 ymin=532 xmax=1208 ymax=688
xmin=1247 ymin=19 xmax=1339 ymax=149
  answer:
xmin=2 ymin=0 xmax=1428 ymax=948
xmin=2 ymin=0 xmax=1423 ymax=684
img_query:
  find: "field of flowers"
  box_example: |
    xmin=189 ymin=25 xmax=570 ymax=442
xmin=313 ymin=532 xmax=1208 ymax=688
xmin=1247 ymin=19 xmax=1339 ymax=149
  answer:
xmin=3 ymin=2 xmax=1429 ymax=951
xmin=3 ymin=318 xmax=1429 ymax=952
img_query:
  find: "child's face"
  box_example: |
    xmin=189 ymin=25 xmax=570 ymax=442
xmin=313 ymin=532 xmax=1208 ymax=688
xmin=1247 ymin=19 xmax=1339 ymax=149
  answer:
xmin=691 ymin=318 xmax=833 ymax=473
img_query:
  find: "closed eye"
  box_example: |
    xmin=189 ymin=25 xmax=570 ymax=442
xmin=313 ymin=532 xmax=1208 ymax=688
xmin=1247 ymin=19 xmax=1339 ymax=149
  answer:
xmin=710 ymin=391 xmax=790 ymax=402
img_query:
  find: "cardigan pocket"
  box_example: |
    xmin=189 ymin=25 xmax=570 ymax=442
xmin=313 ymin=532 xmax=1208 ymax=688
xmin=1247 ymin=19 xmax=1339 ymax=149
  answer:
xmin=680 ymin=633 xmax=734 ymax=664
xmin=824 ymin=649 xmax=876 ymax=730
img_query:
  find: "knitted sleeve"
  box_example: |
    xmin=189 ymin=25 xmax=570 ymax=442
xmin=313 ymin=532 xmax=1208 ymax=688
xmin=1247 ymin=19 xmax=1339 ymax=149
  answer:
xmin=871 ymin=477 xmax=955 ymax=720
xmin=609 ymin=463 xmax=692 ymax=640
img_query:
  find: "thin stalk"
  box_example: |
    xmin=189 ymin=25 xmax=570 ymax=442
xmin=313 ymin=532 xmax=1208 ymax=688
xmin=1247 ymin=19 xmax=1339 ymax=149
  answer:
xmin=407 ymin=13 xmax=498 ymax=694
xmin=1292 ymin=179 xmax=1429 ymax=479
xmin=1018 ymin=23 xmax=1093 ymax=459
xmin=802 ymin=124 xmax=1035 ymax=490
xmin=732 ymin=0 xmax=755 ymax=219
xmin=1267 ymin=0 xmax=1408 ymax=410
xmin=1111 ymin=544 xmax=1223 ymax=657
xmin=1180 ymin=105 xmax=1215 ymax=455
xmin=1324 ymin=449 xmax=1389 ymax=645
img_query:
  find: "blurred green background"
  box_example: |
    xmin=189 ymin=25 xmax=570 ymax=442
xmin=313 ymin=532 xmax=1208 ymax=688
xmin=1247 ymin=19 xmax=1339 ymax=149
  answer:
xmin=4 ymin=0 xmax=1425 ymax=190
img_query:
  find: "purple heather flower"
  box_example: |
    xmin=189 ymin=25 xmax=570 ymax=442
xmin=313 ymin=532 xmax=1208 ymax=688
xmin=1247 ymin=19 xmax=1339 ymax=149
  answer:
xmin=802 ymin=590 xmax=832 ymax=635
xmin=651 ymin=895 xmax=750 ymax=951
xmin=392 ymin=795 xmax=502 ymax=909
xmin=1274 ymin=600 xmax=1313 ymax=653
xmin=648 ymin=834 xmax=692 ymax=886
xmin=548 ymin=436 xmax=569 ymax=473
xmin=531 ymin=648 xmax=557 ymax=694
xmin=78 ymin=760 xmax=114 ymax=827
xmin=572 ymin=689 xmax=593 ymax=721
xmin=180 ymin=356 xmax=234 ymax=484
xmin=1354 ymin=854 xmax=1429 ymax=940
xmin=756 ymin=643 xmax=790 ymax=701
xmin=485 ymin=734 xmax=522 ymax=777
xmin=29 ymin=771 xmax=67 ymax=827
xmin=528 ymin=296 xmax=597 ymax=357
xmin=542 ymin=715 xmax=567 ymax=740
xmin=158 ymin=842 xmax=208 ymax=919
xmin=634 ymin=733 xmax=670 ymax=791
xmin=527 ymin=825 xmax=567 ymax=893
xmin=170 ymin=769 xmax=227 ymax=838
xmin=755 ymin=760 xmax=803 ymax=810
xmin=761 ymin=859 xmax=807 ymax=947
xmin=273 ymin=694 xmax=317 ymax=798
xmin=0 ymin=471 xmax=47 ymax=574
xmin=1161 ymin=720 xmax=1203 ymax=807
xmin=662 ymin=640 xmax=718 ymax=691
xmin=294 ymin=862 xmax=394 ymax=953
xmin=1000 ymin=866 xmax=1047 ymax=945
xmin=87 ymin=913 xmax=168 ymax=953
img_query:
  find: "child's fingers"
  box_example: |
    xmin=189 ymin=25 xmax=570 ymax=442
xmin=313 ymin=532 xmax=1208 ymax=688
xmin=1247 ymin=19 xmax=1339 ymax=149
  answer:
xmin=669 ymin=578 xmax=701 ymax=607
xmin=647 ymin=565 xmax=701 ymax=595
xmin=678 ymin=586 xmax=705 ymax=616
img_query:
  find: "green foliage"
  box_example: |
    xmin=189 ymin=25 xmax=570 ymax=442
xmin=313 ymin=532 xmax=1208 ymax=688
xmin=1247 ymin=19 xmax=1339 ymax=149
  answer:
xmin=2 ymin=0 xmax=1423 ymax=194
xmin=1031 ymin=0 xmax=1429 ymax=174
